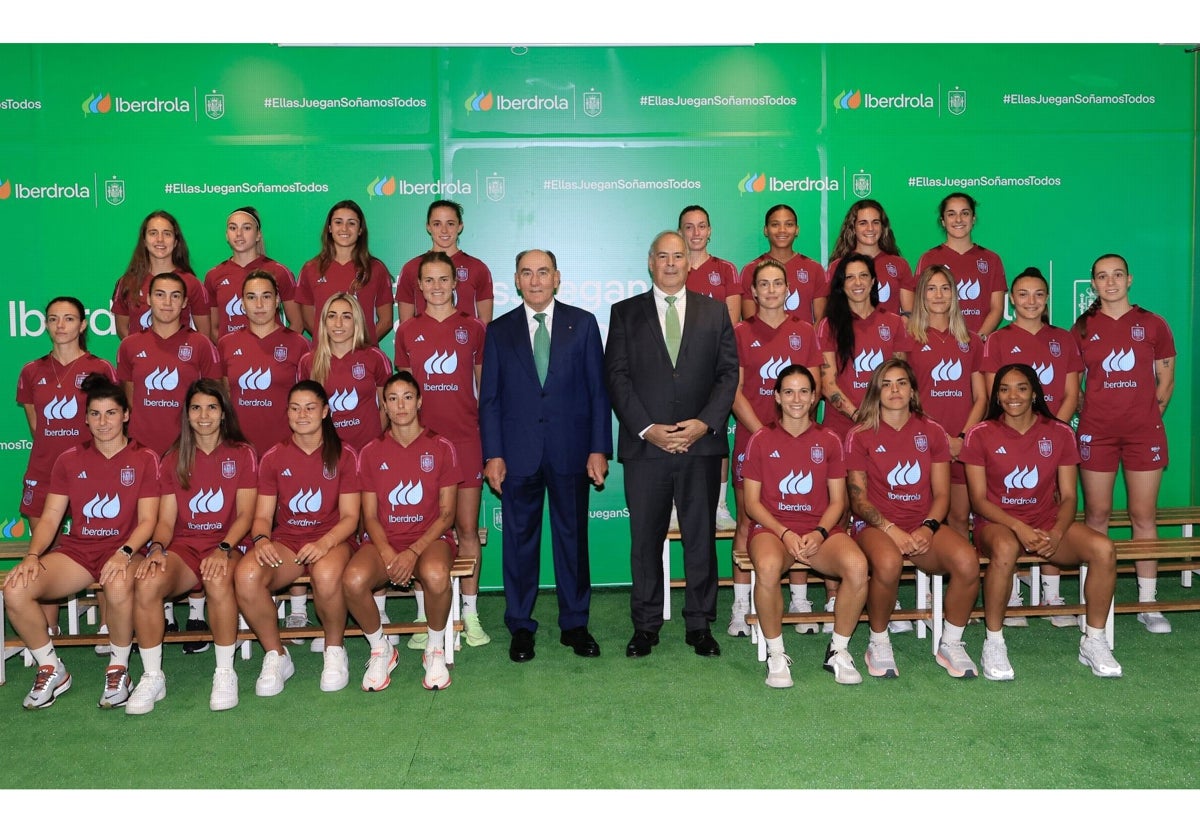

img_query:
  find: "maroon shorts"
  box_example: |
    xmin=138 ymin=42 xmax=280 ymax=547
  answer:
xmin=1077 ymin=421 xmax=1168 ymax=473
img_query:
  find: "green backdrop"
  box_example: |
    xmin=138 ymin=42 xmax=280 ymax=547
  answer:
xmin=1 ymin=43 xmax=1195 ymax=588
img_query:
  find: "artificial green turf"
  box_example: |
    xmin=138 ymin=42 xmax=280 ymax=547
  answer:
xmin=2 ymin=574 xmax=1198 ymax=789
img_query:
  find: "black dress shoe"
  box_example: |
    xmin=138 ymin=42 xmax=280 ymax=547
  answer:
xmin=685 ymin=629 xmax=721 ymax=657
xmin=560 ymin=627 xmax=601 ymax=658
xmin=625 ymin=629 xmax=659 ymax=658
xmin=509 ymin=628 xmax=535 ymax=663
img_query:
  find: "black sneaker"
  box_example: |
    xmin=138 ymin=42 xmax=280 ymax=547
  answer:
xmin=182 ymin=618 xmax=210 ymax=654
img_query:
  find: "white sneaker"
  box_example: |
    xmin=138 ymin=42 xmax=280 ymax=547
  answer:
xmin=822 ymin=645 xmax=863 ymax=685
xmin=98 ymin=664 xmax=132 ymax=708
xmin=210 ymin=667 xmax=239 ymax=711
xmin=379 ymin=608 xmax=400 ymax=646
xmin=309 ymin=634 xmax=325 ymax=653
xmin=1042 ymin=595 xmax=1078 ymax=628
xmin=125 ymin=670 xmax=166 ymax=715
xmin=422 ymin=648 xmax=451 ymax=690
xmin=727 ymin=598 xmax=750 ymax=637
xmin=864 ymin=638 xmax=899 ymax=678
xmin=320 ymin=645 xmax=349 ymax=692
xmin=981 ymin=638 xmax=1015 ymax=681
xmin=1137 ymin=611 xmax=1172 ymax=634
xmin=668 ymin=504 xmax=680 ymax=534
xmin=1079 ymin=635 xmax=1123 ymax=678
xmin=94 ymin=623 xmax=111 ymax=656
xmin=765 ymin=650 xmax=793 ymax=688
xmin=284 ymin=612 xmax=309 ymax=646
xmin=822 ymin=597 xmax=836 ymax=634
xmin=362 ymin=639 xmax=398 ymax=692
xmin=935 ymin=639 xmax=979 ymax=678
xmin=463 ymin=613 xmax=491 ymax=647
xmin=23 ymin=660 xmax=71 ymax=709
xmin=715 ymin=498 xmax=736 ymax=532
xmin=254 ymin=650 xmax=295 ymax=697
xmin=1003 ymin=592 xmax=1028 ymax=627
xmin=790 ymin=598 xmax=818 ymax=634
xmin=888 ymin=600 xmax=914 ymax=634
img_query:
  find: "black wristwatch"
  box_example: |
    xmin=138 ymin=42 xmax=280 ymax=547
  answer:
xmin=921 ymin=518 xmax=942 ymax=533
xmin=218 ymin=541 xmax=233 ymax=555
xmin=119 ymin=545 xmax=134 ymax=558
xmin=813 ymin=526 xmax=829 ymax=540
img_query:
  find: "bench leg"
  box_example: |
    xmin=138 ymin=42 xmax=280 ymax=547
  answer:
xmin=238 ymin=613 xmax=252 ymax=660
xmin=661 ymin=538 xmax=671 ymax=622
xmin=932 ymin=572 xmax=944 ymax=652
xmin=1183 ymin=523 xmax=1193 ymax=588
xmin=1030 ymin=565 xmax=1041 ymax=606
xmin=915 ymin=570 xmax=928 ymax=644
xmin=447 ymin=578 xmax=460 ymax=667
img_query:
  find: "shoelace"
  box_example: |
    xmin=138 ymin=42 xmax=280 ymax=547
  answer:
xmin=105 ymin=667 xmax=127 ymax=690
xmin=31 ymin=665 xmax=57 ymax=692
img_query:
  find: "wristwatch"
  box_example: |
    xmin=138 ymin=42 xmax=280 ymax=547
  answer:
xmin=218 ymin=541 xmax=233 ymax=554
xmin=921 ymin=519 xmax=942 ymax=533
xmin=119 ymin=545 xmax=134 ymax=558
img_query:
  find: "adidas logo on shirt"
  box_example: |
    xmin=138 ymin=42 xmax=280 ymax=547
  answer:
xmin=875 ymin=445 xmax=887 ymax=453
xmin=37 ymin=378 xmax=46 ymax=385
xmin=1010 ymin=345 xmax=1023 ymax=353
xmin=380 ymin=463 xmax=389 ymax=470
xmin=77 ymin=470 xmax=88 ymax=479
xmin=220 ymin=278 xmax=230 ymax=286
xmin=1090 ymin=334 xmax=1101 ymax=341
xmin=995 ymin=446 xmax=1007 ymax=455
xmin=136 ymin=351 xmax=148 ymax=358
xmin=920 ymin=344 xmax=931 ymax=352
xmin=233 ymin=349 xmax=243 ymax=356
xmin=414 ymin=335 xmax=425 ymax=342
xmin=750 ymin=340 xmax=762 ymax=348
xmin=769 ymin=450 xmax=781 ymax=458
xmin=281 ymin=468 xmax=292 ymax=476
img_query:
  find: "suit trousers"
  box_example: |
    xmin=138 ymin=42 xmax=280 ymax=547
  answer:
xmin=624 ymin=454 xmax=721 ymax=633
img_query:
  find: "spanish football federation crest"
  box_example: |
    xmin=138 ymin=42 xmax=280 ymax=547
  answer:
xmin=177 ymin=345 xmax=193 ymax=362
xmin=914 ymin=433 xmax=929 ymax=453
xmin=420 ymin=454 xmax=435 ymax=473
xmin=221 ymin=460 xmax=237 ymax=479
xmin=1048 ymin=340 xmax=1062 ymax=358
xmin=104 ymin=177 xmax=125 ymax=207
xmin=879 ymin=325 xmax=892 ymax=341
xmin=323 ymin=464 xmax=337 ymax=480
xmin=120 ymin=467 xmax=136 ymax=487
xmin=852 ymin=171 xmax=872 ymax=198
xmin=455 ymin=327 xmax=469 ymax=345
xmin=205 ymin=91 xmax=225 ymax=120
xmin=274 ymin=345 xmax=289 ymax=362
xmin=976 ymin=258 xmax=990 ymax=274
xmin=1038 ymin=438 xmax=1053 ymax=458
xmin=486 ymin=175 xmax=505 ymax=202
xmin=492 ymin=507 xmax=503 ymax=532
xmin=583 ymin=89 xmax=602 ymax=117
xmin=1131 ymin=325 xmax=1145 ymax=341
xmin=351 ymin=362 xmax=366 ymax=380
xmin=796 ymin=269 xmax=809 ymax=284
xmin=947 ymin=87 xmax=967 ymax=116
xmin=788 ymin=334 xmax=802 ymax=351
xmin=810 ymin=445 xmax=825 ymax=464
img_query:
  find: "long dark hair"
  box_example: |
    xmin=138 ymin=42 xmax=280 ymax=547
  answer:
xmin=830 ymin=199 xmax=901 ymax=261
xmin=117 ymin=210 xmax=193 ymax=309
xmin=984 ymin=363 xmax=1057 ymax=423
xmin=824 ymin=253 xmax=879 ymax=374
xmin=170 ymin=379 xmax=249 ymax=490
xmin=315 ymin=199 xmax=374 ymax=291
xmin=290 ymin=380 xmax=342 ymax=473
xmin=45 ymin=295 xmax=89 ymax=353
xmin=1073 ymin=253 xmax=1131 ymax=337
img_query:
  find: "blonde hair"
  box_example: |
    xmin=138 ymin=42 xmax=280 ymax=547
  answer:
xmin=309 ymin=292 xmax=368 ymax=384
xmin=907 ymin=265 xmax=970 ymax=345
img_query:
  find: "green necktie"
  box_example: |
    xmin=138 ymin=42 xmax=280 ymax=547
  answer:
xmin=664 ymin=295 xmax=681 ymax=365
xmin=533 ymin=312 xmax=550 ymax=385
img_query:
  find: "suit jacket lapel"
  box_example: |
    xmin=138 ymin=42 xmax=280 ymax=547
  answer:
xmin=509 ymin=307 xmax=540 ymax=384
xmin=641 ymin=291 xmax=674 ymax=368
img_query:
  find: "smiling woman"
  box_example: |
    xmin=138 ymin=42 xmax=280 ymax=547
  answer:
xmin=395 ymin=200 xmax=495 ymax=325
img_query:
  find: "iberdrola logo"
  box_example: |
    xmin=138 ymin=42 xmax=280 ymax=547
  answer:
xmin=834 ymin=90 xmax=862 ymax=110
xmin=738 ymin=173 xmax=767 ymax=193
xmin=0 ymin=180 xmax=10 ymax=200
xmin=0 ymin=517 xmax=28 ymax=538
xmin=367 ymin=176 xmax=396 ymax=197
xmin=82 ymin=92 xmax=113 ymax=114
xmin=465 ymin=91 xmax=494 ymax=111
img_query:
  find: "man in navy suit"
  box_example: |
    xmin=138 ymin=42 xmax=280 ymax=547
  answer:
xmin=605 ymin=230 xmax=739 ymax=658
xmin=480 ymin=249 xmax=612 ymax=663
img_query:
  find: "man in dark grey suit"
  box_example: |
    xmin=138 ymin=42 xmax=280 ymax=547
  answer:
xmin=605 ymin=230 xmax=739 ymax=658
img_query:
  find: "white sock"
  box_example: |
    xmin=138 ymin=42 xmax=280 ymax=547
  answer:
xmin=214 ymin=644 xmax=235 ymax=670
xmin=163 ymin=601 xmax=174 ymax=621
xmin=290 ymin=594 xmax=307 ymax=615
xmin=765 ymin=634 xmax=784 ymax=654
xmin=790 ymin=583 xmax=808 ymax=603
xmin=1085 ymin=624 xmax=1106 ymax=639
xmin=941 ymin=622 xmax=965 ymax=644
xmin=1137 ymin=577 xmax=1157 ymax=603
xmin=140 ymin=644 xmax=163 ymax=674
xmin=1041 ymin=575 xmax=1061 ymax=602
xmin=364 ymin=627 xmax=385 ymax=652
xmin=732 ymin=583 xmax=751 ymax=603
xmin=829 ymin=632 xmax=850 ymax=652
xmin=427 ymin=627 xmax=446 ymax=651
xmin=462 ymin=593 xmax=478 ymax=615
xmin=108 ymin=643 xmax=132 ymax=668
xmin=374 ymin=593 xmax=387 ymax=613
xmin=32 ymin=642 xmax=58 ymax=668
xmin=414 ymin=591 xmax=426 ymax=620
xmin=1009 ymin=575 xmax=1022 ymax=601
xmin=188 ymin=596 xmax=205 ymax=621
xmin=869 ymin=629 xmax=889 ymax=645
xmin=986 ymin=628 xmax=1005 ymax=645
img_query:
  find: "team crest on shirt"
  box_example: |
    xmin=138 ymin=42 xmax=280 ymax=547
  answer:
xmin=796 ymin=269 xmax=810 ymax=285
xmin=177 ymin=345 xmax=193 ymax=362
xmin=454 ymin=327 xmax=469 ymax=345
xmin=120 ymin=467 xmax=136 ymax=487
xmin=958 ymin=341 xmax=970 ymax=353
xmin=810 ymin=444 xmax=825 ymax=464
xmin=885 ymin=263 xmax=898 ymax=279
xmin=323 ymin=464 xmax=338 ymax=480
xmin=976 ymin=258 xmax=990 ymax=274
xmin=221 ymin=459 xmax=237 ymax=479
xmin=1038 ymin=438 xmax=1053 ymax=458
xmin=1048 ymin=340 xmax=1062 ymax=358
xmin=788 ymin=334 xmax=802 ymax=351
xmin=914 ymin=433 xmax=929 ymax=453
xmin=274 ymin=345 xmax=289 ymax=362
xmin=708 ymin=271 xmax=721 ymax=287
xmin=420 ymin=453 xmax=435 ymax=473
xmin=75 ymin=372 xmax=88 ymax=388
xmin=1131 ymin=326 xmax=1145 ymax=342
xmin=878 ymin=325 xmax=892 ymax=341
xmin=456 ymin=267 xmax=468 ymax=282
xmin=351 ymin=362 xmax=367 ymax=380
xmin=22 ymin=486 xmax=34 ymax=505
